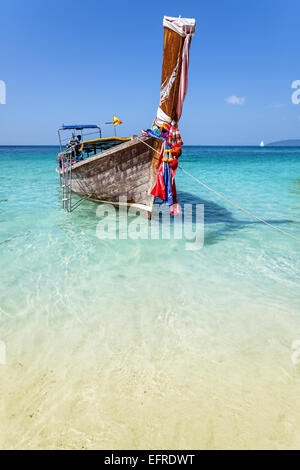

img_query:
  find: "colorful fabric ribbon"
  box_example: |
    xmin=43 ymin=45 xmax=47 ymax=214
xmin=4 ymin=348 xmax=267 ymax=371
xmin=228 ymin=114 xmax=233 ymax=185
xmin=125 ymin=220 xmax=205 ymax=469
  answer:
xmin=150 ymin=129 xmax=181 ymax=214
xmin=167 ymin=122 xmax=183 ymax=148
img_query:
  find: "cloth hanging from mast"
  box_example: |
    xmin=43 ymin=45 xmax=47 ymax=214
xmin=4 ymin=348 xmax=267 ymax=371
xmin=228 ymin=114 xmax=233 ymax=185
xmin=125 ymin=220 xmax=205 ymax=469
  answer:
xmin=149 ymin=16 xmax=196 ymax=212
xmin=157 ymin=16 xmax=196 ymax=124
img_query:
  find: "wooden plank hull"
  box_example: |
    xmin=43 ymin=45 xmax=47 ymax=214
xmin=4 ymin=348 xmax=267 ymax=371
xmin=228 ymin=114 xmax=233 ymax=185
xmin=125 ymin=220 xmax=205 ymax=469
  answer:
xmin=66 ymin=136 xmax=162 ymax=212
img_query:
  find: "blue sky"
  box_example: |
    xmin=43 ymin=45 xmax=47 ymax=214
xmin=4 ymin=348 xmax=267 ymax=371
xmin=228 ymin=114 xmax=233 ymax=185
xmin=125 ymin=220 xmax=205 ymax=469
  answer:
xmin=0 ymin=0 xmax=300 ymax=145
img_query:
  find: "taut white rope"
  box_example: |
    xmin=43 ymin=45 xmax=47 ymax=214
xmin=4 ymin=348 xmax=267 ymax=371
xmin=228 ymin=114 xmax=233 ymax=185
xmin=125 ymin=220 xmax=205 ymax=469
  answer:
xmin=136 ymin=136 xmax=300 ymax=243
xmin=179 ymin=166 xmax=300 ymax=243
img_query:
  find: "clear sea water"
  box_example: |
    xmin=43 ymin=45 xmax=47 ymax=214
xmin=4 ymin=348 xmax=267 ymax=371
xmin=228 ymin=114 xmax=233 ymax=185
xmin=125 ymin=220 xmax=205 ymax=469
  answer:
xmin=0 ymin=145 xmax=300 ymax=449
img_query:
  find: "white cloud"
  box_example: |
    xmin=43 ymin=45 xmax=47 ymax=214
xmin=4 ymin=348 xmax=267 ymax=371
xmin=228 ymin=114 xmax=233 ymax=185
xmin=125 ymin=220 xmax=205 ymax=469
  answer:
xmin=225 ymin=95 xmax=245 ymax=105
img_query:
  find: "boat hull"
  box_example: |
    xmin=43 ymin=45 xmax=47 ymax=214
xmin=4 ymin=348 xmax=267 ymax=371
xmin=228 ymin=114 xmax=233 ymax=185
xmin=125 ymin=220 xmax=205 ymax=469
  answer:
xmin=62 ymin=136 xmax=162 ymax=213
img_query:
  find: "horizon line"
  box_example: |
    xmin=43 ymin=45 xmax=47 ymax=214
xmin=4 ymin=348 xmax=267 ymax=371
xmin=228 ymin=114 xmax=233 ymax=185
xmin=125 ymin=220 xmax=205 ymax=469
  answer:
xmin=0 ymin=143 xmax=300 ymax=148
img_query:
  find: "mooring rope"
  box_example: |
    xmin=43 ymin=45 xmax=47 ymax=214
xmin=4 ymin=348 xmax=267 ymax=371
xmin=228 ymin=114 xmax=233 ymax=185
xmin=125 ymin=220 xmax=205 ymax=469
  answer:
xmin=136 ymin=136 xmax=300 ymax=243
xmin=179 ymin=166 xmax=300 ymax=243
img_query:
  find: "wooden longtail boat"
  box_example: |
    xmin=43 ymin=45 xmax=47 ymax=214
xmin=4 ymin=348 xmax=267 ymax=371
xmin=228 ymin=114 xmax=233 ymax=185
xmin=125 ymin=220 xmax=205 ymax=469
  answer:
xmin=57 ymin=16 xmax=196 ymax=215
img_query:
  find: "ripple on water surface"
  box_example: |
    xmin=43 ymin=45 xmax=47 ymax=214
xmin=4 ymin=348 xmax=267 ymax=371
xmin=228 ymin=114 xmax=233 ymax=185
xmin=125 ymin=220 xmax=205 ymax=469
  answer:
xmin=0 ymin=146 xmax=299 ymax=449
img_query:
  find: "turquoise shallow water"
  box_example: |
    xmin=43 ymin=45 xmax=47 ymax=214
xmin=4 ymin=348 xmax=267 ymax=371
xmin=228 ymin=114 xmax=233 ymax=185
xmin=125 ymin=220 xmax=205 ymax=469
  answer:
xmin=0 ymin=145 xmax=300 ymax=449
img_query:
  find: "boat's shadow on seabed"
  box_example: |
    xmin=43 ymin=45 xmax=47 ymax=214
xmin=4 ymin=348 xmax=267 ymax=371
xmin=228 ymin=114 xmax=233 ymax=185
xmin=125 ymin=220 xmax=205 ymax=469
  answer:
xmin=170 ymin=190 xmax=294 ymax=245
xmin=62 ymin=191 xmax=294 ymax=246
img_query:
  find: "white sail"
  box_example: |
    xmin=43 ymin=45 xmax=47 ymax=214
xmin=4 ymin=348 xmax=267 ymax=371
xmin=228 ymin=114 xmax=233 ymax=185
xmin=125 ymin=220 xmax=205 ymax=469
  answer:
xmin=259 ymin=140 xmax=265 ymax=147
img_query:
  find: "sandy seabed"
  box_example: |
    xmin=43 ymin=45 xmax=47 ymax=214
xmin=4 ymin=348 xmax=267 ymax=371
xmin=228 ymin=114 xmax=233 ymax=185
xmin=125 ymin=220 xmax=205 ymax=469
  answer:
xmin=1 ymin=302 xmax=300 ymax=450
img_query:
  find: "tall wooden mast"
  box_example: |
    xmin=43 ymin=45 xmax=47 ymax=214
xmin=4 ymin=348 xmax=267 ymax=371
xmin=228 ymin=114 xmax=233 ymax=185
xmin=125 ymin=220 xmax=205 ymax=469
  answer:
xmin=157 ymin=16 xmax=196 ymax=124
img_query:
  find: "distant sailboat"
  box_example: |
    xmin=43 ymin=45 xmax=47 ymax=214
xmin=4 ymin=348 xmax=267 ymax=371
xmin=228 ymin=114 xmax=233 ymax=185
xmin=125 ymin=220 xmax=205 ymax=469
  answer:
xmin=259 ymin=140 xmax=265 ymax=147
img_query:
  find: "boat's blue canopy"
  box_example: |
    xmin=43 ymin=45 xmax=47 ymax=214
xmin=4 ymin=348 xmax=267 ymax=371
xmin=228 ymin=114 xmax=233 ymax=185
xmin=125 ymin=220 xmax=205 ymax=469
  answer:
xmin=61 ymin=125 xmax=99 ymax=130
xmin=58 ymin=124 xmax=102 ymax=149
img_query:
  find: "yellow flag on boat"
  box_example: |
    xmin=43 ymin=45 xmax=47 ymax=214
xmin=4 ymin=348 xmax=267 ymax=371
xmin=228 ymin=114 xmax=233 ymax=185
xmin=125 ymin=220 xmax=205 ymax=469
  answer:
xmin=113 ymin=116 xmax=123 ymax=127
